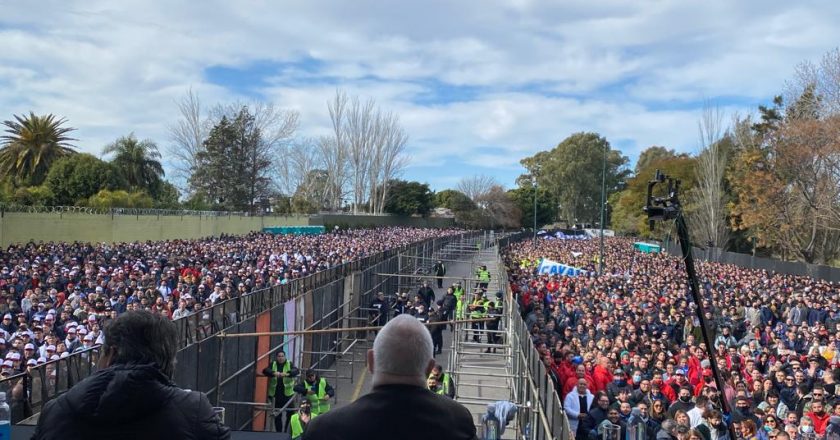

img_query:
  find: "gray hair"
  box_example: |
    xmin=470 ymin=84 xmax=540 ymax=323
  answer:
xmin=373 ymin=314 xmax=433 ymax=377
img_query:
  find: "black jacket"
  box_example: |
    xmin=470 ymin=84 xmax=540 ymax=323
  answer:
xmin=32 ymin=363 xmax=230 ymax=440
xmin=302 ymin=384 xmax=476 ymax=440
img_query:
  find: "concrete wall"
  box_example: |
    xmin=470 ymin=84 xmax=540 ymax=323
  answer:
xmin=0 ymin=212 xmax=454 ymax=246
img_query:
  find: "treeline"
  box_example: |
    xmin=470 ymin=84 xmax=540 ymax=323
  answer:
xmin=512 ymin=48 xmax=840 ymax=266
xmin=0 ymin=89 xmax=413 ymax=214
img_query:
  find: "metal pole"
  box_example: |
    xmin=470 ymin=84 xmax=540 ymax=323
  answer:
xmin=675 ymin=212 xmax=736 ymax=440
xmin=532 ymin=177 xmax=537 ymax=248
xmin=599 ymin=143 xmax=607 ymax=275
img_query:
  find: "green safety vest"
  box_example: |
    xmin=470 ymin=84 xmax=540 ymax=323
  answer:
xmin=429 ymin=373 xmax=451 ymax=396
xmin=290 ymin=412 xmax=316 ymax=440
xmin=304 ymin=378 xmax=331 ymax=415
xmin=454 ymin=287 xmax=465 ymax=319
xmin=441 ymin=373 xmax=451 ymax=396
xmin=478 ymin=270 xmax=491 ymax=283
xmin=470 ymin=298 xmax=487 ymax=318
xmin=268 ymin=360 xmax=295 ymax=398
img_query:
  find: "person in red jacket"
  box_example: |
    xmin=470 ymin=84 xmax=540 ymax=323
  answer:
xmin=592 ymin=356 xmax=613 ymax=393
xmin=563 ymin=363 xmax=595 ymax=396
xmin=807 ymin=400 xmax=831 ymax=435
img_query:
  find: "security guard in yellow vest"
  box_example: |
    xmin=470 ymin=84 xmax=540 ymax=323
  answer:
xmin=294 ymin=369 xmax=335 ymax=416
xmin=289 ymin=400 xmax=316 ymax=440
xmin=428 ymin=364 xmax=456 ymax=398
xmin=262 ymin=350 xmax=300 ymax=432
xmin=467 ymin=291 xmax=488 ymax=342
xmin=477 ymin=265 xmax=491 ymax=289
xmin=453 ymin=282 xmax=465 ymax=319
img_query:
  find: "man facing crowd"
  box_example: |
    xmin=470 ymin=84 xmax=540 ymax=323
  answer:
xmin=303 ymin=314 xmax=476 ymax=439
xmin=263 ymin=350 xmax=300 ymax=432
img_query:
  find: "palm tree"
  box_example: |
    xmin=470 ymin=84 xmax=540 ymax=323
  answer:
xmin=0 ymin=112 xmax=77 ymax=186
xmin=103 ymin=134 xmax=165 ymax=195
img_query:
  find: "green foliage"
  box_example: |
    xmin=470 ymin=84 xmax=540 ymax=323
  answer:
xmin=11 ymin=185 xmax=54 ymax=206
xmin=434 ymin=189 xmax=476 ymax=211
xmin=183 ymin=193 xmax=213 ymax=211
xmin=103 ymin=134 xmax=165 ymax=197
xmin=520 ymin=132 xmax=629 ymax=226
xmin=291 ymin=195 xmax=320 ymax=214
xmin=153 ymin=181 xmax=181 ymax=209
xmin=189 ymin=108 xmax=271 ymax=212
xmin=506 ymin=185 xmax=557 ymax=229
xmin=86 ymin=190 xmax=154 ymax=209
xmin=635 ymin=146 xmax=681 ymax=174
xmin=610 ymin=153 xmax=698 ymax=237
xmin=0 ymin=112 xmax=77 ymax=186
xmin=271 ymin=196 xmax=293 ymax=215
xmin=384 ymin=180 xmax=434 ymax=216
xmin=44 ymin=153 xmax=124 ymax=205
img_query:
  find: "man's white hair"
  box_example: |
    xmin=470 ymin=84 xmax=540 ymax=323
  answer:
xmin=373 ymin=314 xmax=433 ymax=377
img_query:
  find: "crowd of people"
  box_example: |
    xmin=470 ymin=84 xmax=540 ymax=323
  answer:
xmin=0 ymin=227 xmax=462 ymax=377
xmin=505 ymin=236 xmax=840 ymax=440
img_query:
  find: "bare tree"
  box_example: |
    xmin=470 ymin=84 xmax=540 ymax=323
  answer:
xmin=475 ymin=185 xmax=522 ymax=229
xmin=167 ymin=89 xmax=205 ymax=193
xmin=208 ymin=101 xmax=299 ymax=149
xmin=345 ymin=97 xmax=377 ymax=214
xmin=457 ymin=174 xmax=499 ymax=203
xmin=373 ymin=113 xmax=409 ymax=214
xmin=276 ymin=137 xmax=321 ymax=196
xmin=787 ymin=47 xmax=840 ymax=116
xmin=322 ymin=89 xmax=410 ymax=214
xmin=691 ymin=103 xmax=730 ymax=248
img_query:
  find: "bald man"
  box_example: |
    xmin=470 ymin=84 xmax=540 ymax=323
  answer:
xmin=303 ymin=314 xmax=477 ymax=440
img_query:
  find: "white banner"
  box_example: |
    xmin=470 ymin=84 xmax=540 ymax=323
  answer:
xmin=536 ymin=258 xmax=588 ymax=276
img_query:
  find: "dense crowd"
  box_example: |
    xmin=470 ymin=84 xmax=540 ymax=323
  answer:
xmin=505 ymin=237 xmax=840 ymax=440
xmin=0 ymin=227 xmax=462 ymax=376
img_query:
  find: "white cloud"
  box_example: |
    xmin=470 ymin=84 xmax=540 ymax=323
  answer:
xmin=1 ymin=0 xmax=839 ymax=190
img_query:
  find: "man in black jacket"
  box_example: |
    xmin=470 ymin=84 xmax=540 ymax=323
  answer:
xmin=32 ymin=310 xmax=229 ymax=439
xmin=418 ymin=281 xmax=435 ymax=309
xmin=303 ymin=314 xmax=476 ymax=440
xmin=432 ymin=260 xmax=446 ymax=288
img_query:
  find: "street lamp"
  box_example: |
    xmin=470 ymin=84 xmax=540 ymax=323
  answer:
xmin=599 ymin=143 xmax=607 ymax=275
xmin=532 ymin=176 xmax=538 ymax=248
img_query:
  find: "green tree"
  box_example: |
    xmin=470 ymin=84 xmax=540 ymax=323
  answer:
xmin=45 ymin=153 xmax=124 ymax=205
xmin=610 ymin=154 xmax=698 ymax=237
xmin=103 ymin=134 xmax=165 ymax=197
xmin=0 ymin=112 xmax=77 ymax=186
xmin=190 ymin=107 xmax=270 ymax=211
xmin=520 ymin=132 xmax=629 ymax=226
xmin=153 ymin=181 xmax=181 ymax=209
xmin=507 ymin=185 xmax=557 ymax=229
xmin=86 ymin=189 xmax=154 ymax=209
xmin=11 ymin=185 xmax=54 ymax=206
xmin=434 ymin=189 xmax=475 ymax=210
xmin=384 ymin=180 xmax=434 ymax=216
xmin=635 ymin=146 xmax=684 ymax=173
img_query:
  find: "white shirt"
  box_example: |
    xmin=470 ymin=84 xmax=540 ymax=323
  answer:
xmin=688 ymin=407 xmax=704 ymax=428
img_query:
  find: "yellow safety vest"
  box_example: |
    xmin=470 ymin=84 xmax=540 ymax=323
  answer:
xmin=268 ymin=360 xmax=295 ymax=398
xmin=290 ymin=412 xmax=316 ymax=439
xmin=304 ymin=378 xmax=330 ymax=415
xmin=470 ymin=298 xmax=487 ymax=318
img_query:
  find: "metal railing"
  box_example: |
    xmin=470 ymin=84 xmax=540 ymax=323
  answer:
xmin=0 ymin=231 xmax=478 ymax=426
xmin=496 ymin=233 xmax=572 ymax=440
xmin=0 ymin=346 xmax=101 ymax=424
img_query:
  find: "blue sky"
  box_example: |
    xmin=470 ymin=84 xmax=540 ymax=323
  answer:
xmin=2 ymin=1 xmax=840 ymax=192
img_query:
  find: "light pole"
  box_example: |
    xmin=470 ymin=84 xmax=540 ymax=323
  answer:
xmin=532 ymin=176 xmax=538 ymax=248
xmin=599 ymin=143 xmax=607 ymax=275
